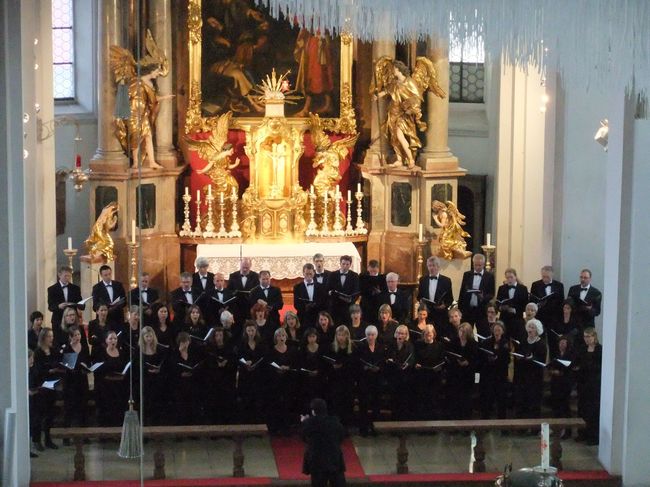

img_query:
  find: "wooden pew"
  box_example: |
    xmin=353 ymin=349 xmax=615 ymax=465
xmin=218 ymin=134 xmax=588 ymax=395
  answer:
xmin=49 ymin=424 xmax=268 ymax=481
xmin=373 ymin=418 xmax=586 ymax=474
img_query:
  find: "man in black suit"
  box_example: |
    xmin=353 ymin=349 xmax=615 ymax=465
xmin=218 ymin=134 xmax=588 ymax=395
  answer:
xmin=530 ymin=265 xmax=565 ymax=329
xmin=301 ymin=398 xmax=346 ymax=487
xmin=129 ymin=272 xmax=160 ymax=326
xmin=47 ymin=266 xmax=85 ymax=344
xmin=313 ymin=253 xmax=331 ymax=285
xmin=91 ymin=264 xmax=126 ymax=325
xmin=377 ymin=272 xmax=410 ymax=324
xmin=249 ymin=270 xmax=284 ymax=327
xmin=293 ymin=263 xmax=327 ymax=328
xmin=192 ymin=257 xmax=215 ymax=317
xmin=170 ymin=272 xmax=201 ymax=328
xmin=227 ymin=257 xmax=260 ymax=326
xmin=417 ymin=256 xmax=454 ymax=331
xmin=206 ymin=272 xmax=235 ymax=326
xmin=496 ymin=267 xmax=529 ymax=340
xmin=359 ymin=259 xmax=386 ymax=324
xmin=327 ymin=255 xmax=360 ymax=326
xmin=567 ymin=268 xmax=602 ymax=330
xmin=458 ymin=253 xmax=495 ymax=326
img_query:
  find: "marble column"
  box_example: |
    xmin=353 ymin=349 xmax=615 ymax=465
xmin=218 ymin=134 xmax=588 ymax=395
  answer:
xmin=418 ymin=37 xmax=458 ymax=171
xmin=91 ymin=0 xmax=128 ymax=170
xmin=149 ymin=0 xmax=177 ymax=168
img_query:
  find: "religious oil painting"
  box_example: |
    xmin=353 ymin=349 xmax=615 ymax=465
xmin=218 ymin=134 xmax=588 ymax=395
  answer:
xmin=391 ymin=182 xmax=412 ymax=227
xmin=186 ymin=0 xmax=355 ymax=133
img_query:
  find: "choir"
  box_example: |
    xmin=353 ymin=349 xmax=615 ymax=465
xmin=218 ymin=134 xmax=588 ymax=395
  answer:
xmin=27 ymin=259 xmax=603 ymax=456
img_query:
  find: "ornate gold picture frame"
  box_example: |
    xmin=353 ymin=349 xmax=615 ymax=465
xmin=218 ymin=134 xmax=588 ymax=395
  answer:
xmin=185 ymin=0 xmax=355 ymax=135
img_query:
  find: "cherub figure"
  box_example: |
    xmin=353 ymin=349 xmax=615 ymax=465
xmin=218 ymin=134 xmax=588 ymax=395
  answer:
xmin=372 ymin=56 xmax=446 ymax=168
xmin=85 ymin=202 xmax=119 ymax=261
xmin=432 ymin=200 xmax=472 ymax=260
xmin=185 ymin=111 xmax=240 ymax=198
xmin=110 ymin=30 xmax=172 ymax=168
xmin=309 ymin=113 xmax=358 ymax=198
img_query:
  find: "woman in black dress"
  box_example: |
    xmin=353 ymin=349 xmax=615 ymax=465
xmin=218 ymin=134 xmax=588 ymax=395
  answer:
xmin=414 ymin=324 xmax=445 ymax=420
xmin=205 ymin=326 xmax=236 ymax=424
xmin=137 ymin=326 xmax=169 ymax=425
xmin=119 ymin=306 xmax=141 ymax=351
xmin=33 ymin=328 xmax=63 ymax=449
xmin=445 ymin=322 xmax=478 ymax=420
xmin=237 ymin=320 xmax=268 ymax=424
xmin=59 ymin=305 xmax=88 ymax=349
xmin=377 ymin=304 xmax=399 ymax=345
xmin=28 ymin=310 xmax=44 ymax=351
xmin=347 ymin=304 xmax=369 ymax=342
xmin=326 ymin=325 xmax=356 ymax=427
xmin=282 ymin=310 xmax=302 ymax=349
xmin=170 ymin=332 xmax=205 ymax=425
xmin=513 ymin=319 xmax=547 ymax=420
xmin=251 ymin=302 xmax=276 ymax=347
xmin=59 ymin=326 xmax=90 ymax=434
xmin=478 ymin=321 xmax=511 ymax=419
xmin=92 ymin=330 xmax=129 ymax=426
xmin=574 ymin=327 xmax=602 ymax=445
xmin=316 ymin=311 xmax=336 ymax=345
xmin=409 ymin=305 xmax=430 ymax=341
xmin=88 ymin=302 xmax=112 ymax=349
xmin=266 ymin=327 xmax=298 ymax=434
xmin=151 ymin=302 xmax=176 ymax=349
xmin=549 ymin=335 xmax=575 ymax=436
xmin=552 ymin=299 xmax=580 ymax=344
xmin=356 ymin=324 xmax=384 ymax=435
xmin=386 ymin=324 xmax=416 ymax=420
xmin=298 ymin=327 xmax=323 ymax=415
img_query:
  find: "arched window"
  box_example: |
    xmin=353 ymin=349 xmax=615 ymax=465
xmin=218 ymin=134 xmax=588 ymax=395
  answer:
xmin=449 ymin=33 xmax=485 ymax=103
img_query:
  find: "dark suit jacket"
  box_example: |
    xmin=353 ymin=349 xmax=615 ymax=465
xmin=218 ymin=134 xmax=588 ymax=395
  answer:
xmin=249 ymin=285 xmax=284 ymax=326
xmin=192 ymin=272 xmax=215 ymax=294
xmin=170 ymin=287 xmax=203 ymax=328
xmin=359 ymin=272 xmax=387 ymax=323
xmin=377 ymin=289 xmax=411 ymax=324
xmin=91 ymin=280 xmax=127 ymax=324
xmin=417 ymin=274 xmax=454 ymax=329
xmin=567 ymin=284 xmax=602 ymax=328
xmin=47 ymin=281 xmax=84 ymax=328
xmin=227 ymin=271 xmax=260 ymax=324
xmin=530 ymin=279 xmax=565 ymax=326
xmin=302 ymin=414 xmax=346 ymax=475
xmin=314 ymin=270 xmax=331 ymax=286
xmin=326 ymin=270 xmax=360 ymax=324
xmin=129 ymin=286 xmax=160 ymax=325
xmin=496 ymin=282 xmax=529 ymax=322
xmin=293 ymin=281 xmax=327 ymax=328
xmin=205 ymin=287 xmax=236 ymax=325
xmin=458 ymin=270 xmax=495 ymax=319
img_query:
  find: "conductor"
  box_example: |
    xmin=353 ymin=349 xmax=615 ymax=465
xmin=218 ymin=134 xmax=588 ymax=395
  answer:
xmin=301 ymin=398 xmax=347 ymax=487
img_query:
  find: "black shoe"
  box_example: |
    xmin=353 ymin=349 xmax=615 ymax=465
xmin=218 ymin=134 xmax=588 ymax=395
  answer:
xmin=63 ymin=438 xmax=71 ymax=446
xmin=30 ymin=452 xmax=39 ymax=458
xmin=45 ymin=440 xmax=59 ymax=450
xmin=33 ymin=441 xmax=45 ymax=452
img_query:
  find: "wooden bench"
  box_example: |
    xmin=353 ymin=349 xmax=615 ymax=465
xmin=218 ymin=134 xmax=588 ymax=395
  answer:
xmin=373 ymin=418 xmax=586 ymax=474
xmin=49 ymin=424 xmax=268 ymax=481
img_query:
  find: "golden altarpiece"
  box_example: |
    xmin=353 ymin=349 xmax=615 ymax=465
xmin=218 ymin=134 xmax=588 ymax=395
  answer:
xmin=83 ymin=0 xmax=476 ymax=301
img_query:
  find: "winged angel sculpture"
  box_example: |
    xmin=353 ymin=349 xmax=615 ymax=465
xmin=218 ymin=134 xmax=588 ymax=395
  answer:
xmin=185 ymin=111 xmax=240 ymax=197
xmin=372 ymin=56 xmax=446 ymax=168
xmin=110 ymin=30 xmax=171 ymax=168
xmin=309 ymin=113 xmax=358 ymax=198
xmin=85 ymin=202 xmax=119 ymax=261
xmin=432 ymin=200 xmax=473 ymax=260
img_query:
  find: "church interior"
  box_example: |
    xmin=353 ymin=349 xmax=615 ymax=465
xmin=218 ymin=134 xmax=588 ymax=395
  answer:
xmin=2 ymin=0 xmax=650 ymax=486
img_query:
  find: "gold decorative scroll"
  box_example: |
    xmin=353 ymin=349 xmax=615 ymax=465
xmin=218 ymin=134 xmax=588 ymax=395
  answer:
xmin=184 ymin=0 xmax=356 ymax=135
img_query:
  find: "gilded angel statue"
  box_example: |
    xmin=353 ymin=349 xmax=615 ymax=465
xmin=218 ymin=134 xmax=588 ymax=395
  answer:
xmin=372 ymin=56 xmax=446 ymax=168
xmin=110 ymin=29 xmax=171 ymax=169
xmin=432 ymin=200 xmax=473 ymax=260
xmin=185 ymin=111 xmax=240 ymax=197
xmin=85 ymin=202 xmax=119 ymax=261
xmin=309 ymin=113 xmax=358 ymax=197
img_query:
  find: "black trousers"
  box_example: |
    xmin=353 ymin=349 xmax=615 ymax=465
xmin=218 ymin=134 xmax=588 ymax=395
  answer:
xmin=311 ymin=470 xmax=346 ymax=487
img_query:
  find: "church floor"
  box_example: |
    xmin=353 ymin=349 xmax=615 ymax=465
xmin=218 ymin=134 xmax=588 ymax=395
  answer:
xmin=30 ymin=431 xmax=602 ymax=483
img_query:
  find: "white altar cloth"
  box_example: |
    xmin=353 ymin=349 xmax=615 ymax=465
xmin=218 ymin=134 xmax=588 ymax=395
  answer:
xmin=196 ymin=242 xmax=361 ymax=279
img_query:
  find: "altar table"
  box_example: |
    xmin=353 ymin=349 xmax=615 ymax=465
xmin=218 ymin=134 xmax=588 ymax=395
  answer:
xmin=196 ymin=242 xmax=361 ymax=279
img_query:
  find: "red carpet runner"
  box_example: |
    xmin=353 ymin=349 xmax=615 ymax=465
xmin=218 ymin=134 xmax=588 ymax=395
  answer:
xmin=270 ymin=436 xmax=366 ymax=480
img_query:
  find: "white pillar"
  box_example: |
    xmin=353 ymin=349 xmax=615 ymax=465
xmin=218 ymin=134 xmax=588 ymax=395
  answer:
xmin=149 ymin=0 xmax=177 ymax=168
xmin=91 ymin=0 xmax=128 ymax=169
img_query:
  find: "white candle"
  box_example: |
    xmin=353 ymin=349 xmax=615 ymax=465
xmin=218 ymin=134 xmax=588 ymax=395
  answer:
xmin=541 ymin=423 xmax=550 ymax=470
xmin=232 ymin=186 xmax=237 ymax=197
xmin=220 ymin=192 xmax=224 ymax=204
xmin=184 ymin=186 xmax=189 ymax=196
xmin=67 ymin=237 xmax=72 ymax=250
xmin=324 ymin=190 xmax=328 ymax=203
xmin=486 ymin=233 xmax=491 ymax=246
xmin=196 ymin=190 xmax=201 ymax=202
xmin=208 ymin=185 xmax=212 ymax=197
xmin=418 ymin=223 xmax=423 ymax=242
xmin=131 ymin=219 xmax=136 ymax=244
xmin=357 ymin=183 xmax=361 ymax=193
xmin=310 ymin=185 xmax=314 ymax=196
xmin=347 ymin=190 xmax=351 ymax=201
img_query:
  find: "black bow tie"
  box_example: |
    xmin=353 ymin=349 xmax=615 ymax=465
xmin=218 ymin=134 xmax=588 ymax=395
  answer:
xmin=201 ymin=276 xmax=207 ymax=280
xmin=305 ymin=282 xmax=314 ymax=287
xmin=341 ymin=272 xmax=347 ymax=276
xmin=316 ymin=273 xmax=323 ymax=277
xmin=581 ymin=287 xmax=589 ymax=291
xmin=61 ymin=284 xmax=68 ymax=288
xmin=508 ymin=285 xmax=516 ymax=289
xmin=389 ymin=292 xmax=396 ymax=295
xmin=474 ymin=272 xmax=482 ymax=276
xmin=105 ymin=283 xmax=112 ymax=287
xmin=184 ymin=290 xmax=192 ymax=294
xmin=429 ymin=276 xmax=438 ymax=280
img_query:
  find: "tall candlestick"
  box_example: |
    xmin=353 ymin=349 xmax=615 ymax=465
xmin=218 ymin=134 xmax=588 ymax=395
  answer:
xmin=541 ymin=423 xmax=550 ymax=470
xmin=196 ymin=190 xmax=201 ymax=202
xmin=131 ymin=219 xmax=136 ymax=244
xmin=418 ymin=223 xmax=423 ymax=242
xmin=357 ymin=182 xmax=361 ymax=193
xmin=486 ymin=233 xmax=491 ymax=246
xmin=347 ymin=189 xmax=351 ymax=201
xmin=67 ymin=237 xmax=72 ymax=250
